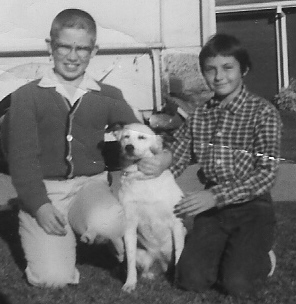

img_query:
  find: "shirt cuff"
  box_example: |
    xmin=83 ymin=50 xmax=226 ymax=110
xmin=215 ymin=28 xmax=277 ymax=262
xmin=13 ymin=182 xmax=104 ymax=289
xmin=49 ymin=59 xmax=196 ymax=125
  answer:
xmin=210 ymin=185 xmax=227 ymax=208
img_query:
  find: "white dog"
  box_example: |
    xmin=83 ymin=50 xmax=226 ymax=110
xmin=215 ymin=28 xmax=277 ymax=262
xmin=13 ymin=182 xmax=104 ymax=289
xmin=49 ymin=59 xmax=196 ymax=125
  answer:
xmin=115 ymin=123 xmax=186 ymax=292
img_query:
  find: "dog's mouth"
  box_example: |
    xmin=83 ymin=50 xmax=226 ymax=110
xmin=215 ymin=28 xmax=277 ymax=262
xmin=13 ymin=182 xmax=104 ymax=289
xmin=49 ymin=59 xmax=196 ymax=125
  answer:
xmin=122 ymin=144 xmax=138 ymax=159
xmin=124 ymin=153 xmax=139 ymax=160
xmin=122 ymin=144 xmax=145 ymax=161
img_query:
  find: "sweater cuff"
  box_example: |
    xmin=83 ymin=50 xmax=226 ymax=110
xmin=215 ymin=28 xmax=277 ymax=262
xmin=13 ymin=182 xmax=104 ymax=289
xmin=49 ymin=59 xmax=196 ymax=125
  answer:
xmin=21 ymin=195 xmax=51 ymax=217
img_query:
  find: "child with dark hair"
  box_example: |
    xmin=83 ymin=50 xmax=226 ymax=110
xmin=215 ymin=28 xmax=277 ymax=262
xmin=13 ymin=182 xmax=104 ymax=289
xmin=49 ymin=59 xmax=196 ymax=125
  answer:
xmin=171 ymin=33 xmax=281 ymax=296
xmin=199 ymin=33 xmax=252 ymax=75
xmin=2 ymin=8 xmax=171 ymax=288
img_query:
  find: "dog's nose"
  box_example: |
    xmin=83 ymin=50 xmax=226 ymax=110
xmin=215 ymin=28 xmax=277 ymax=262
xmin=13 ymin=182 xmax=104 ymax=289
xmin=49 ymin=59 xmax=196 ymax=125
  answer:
xmin=125 ymin=144 xmax=134 ymax=154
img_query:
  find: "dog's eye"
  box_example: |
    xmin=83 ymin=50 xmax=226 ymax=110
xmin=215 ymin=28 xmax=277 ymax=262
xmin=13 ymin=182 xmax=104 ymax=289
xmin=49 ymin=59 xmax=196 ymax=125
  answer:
xmin=123 ymin=135 xmax=130 ymax=139
xmin=138 ymin=135 xmax=146 ymax=140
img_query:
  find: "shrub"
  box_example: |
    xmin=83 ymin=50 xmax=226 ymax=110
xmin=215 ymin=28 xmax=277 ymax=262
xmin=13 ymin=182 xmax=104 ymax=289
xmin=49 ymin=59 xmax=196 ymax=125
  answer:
xmin=272 ymin=78 xmax=296 ymax=111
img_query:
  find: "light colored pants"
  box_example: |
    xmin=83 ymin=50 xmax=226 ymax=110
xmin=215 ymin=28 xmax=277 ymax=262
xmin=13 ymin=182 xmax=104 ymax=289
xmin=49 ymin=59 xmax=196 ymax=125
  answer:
xmin=19 ymin=172 xmax=124 ymax=288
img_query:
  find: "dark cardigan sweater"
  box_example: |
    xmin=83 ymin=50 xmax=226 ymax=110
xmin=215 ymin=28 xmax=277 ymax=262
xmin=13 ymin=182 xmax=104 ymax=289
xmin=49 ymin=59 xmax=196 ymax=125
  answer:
xmin=2 ymin=80 xmax=138 ymax=215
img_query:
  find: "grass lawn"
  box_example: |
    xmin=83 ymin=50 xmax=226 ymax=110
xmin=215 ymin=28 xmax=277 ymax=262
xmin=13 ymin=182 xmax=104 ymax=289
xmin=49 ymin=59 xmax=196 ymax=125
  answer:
xmin=0 ymin=201 xmax=295 ymax=304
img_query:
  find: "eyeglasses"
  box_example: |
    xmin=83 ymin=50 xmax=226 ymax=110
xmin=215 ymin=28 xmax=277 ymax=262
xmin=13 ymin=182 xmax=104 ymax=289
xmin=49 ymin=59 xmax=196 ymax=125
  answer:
xmin=53 ymin=42 xmax=94 ymax=58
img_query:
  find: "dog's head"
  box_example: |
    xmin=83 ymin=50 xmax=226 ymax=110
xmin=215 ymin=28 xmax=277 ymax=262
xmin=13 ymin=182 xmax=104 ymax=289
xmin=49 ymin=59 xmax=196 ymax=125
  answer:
xmin=114 ymin=123 xmax=163 ymax=161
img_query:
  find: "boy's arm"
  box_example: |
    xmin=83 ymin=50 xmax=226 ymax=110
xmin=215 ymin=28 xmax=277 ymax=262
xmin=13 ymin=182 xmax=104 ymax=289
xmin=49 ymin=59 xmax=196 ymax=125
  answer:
xmin=137 ymin=149 xmax=172 ymax=178
xmin=138 ymin=117 xmax=193 ymax=178
xmin=7 ymin=88 xmax=68 ymax=235
xmin=35 ymin=203 xmax=67 ymax=235
xmin=169 ymin=117 xmax=194 ymax=178
xmin=7 ymin=89 xmax=51 ymax=216
xmin=108 ymin=98 xmax=140 ymax=125
xmin=99 ymin=82 xmax=142 ymax=124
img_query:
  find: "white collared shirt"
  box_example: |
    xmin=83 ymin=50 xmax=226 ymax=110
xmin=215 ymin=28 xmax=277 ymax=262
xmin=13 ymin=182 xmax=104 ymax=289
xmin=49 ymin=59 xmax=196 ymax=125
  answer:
xmin=38 ymin=69 xmax=101 ymax=106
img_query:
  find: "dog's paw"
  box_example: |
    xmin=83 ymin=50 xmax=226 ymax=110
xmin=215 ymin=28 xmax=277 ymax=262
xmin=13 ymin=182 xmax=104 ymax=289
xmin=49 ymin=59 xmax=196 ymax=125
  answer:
xmin=116 ymin=253 xmax=125 ymax=263
xmin=122 ymin=280 xmax=137 ymax=293
xmin=141 ymin=271 xmax=155 ymax=280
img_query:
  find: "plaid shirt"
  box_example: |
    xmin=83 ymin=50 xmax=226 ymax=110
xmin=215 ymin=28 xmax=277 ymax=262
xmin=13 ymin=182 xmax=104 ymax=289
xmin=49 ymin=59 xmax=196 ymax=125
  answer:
xmin=169 ymin=86 xmax=282 ymax=208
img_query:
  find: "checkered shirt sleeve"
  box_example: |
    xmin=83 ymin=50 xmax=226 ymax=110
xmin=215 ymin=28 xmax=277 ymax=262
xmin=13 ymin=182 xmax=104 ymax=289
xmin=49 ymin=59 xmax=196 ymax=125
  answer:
xmin=169 ymin=116 xmax=194 ymax=178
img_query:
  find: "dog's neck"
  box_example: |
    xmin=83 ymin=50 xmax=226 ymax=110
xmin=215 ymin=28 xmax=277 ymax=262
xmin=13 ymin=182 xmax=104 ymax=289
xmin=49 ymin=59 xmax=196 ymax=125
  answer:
xmin=121 ymin=158 xmax=141 ymax=177
xmin=121 ymin=149 xmax=155 ymax=177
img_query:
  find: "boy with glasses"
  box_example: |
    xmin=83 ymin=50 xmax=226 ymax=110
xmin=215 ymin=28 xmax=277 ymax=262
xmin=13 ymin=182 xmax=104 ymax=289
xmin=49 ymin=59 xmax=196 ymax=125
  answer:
xmin=2 ymin=8 xmax=171 ymax=288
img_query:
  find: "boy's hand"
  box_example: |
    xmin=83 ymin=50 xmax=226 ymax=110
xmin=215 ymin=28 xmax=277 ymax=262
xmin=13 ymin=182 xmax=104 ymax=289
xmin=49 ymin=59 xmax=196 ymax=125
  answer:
xmin=137 ymin=149 xmax=172 ymax=179
xmin=174 ymin=190 xmax=216 ymax=218
xmin=35 ymin=203 xmax=67 ymax=236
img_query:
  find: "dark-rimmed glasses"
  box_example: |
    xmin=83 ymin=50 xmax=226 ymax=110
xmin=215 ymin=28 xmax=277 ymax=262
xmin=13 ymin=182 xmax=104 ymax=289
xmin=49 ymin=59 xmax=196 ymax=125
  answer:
xmin=52 ymin=42 xmax=94 ymax=58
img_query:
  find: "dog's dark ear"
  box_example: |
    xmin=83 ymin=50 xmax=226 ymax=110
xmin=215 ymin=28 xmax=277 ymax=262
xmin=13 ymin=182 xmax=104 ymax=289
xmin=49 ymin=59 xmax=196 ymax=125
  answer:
xmin=105 ymin=122 xmax=126 ymax=141
xmin=105 ymin=122 xmax=126 ymax=133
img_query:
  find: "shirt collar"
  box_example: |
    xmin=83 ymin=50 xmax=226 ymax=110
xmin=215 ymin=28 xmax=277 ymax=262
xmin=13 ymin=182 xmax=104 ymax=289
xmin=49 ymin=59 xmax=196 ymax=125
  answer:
xmin=206 ymin=85 xmax=248 ymax=114
xmin=38 ymin=68 xmax=101 ymax=92
xmin=38 ymin=69 xmax=101 ymax=105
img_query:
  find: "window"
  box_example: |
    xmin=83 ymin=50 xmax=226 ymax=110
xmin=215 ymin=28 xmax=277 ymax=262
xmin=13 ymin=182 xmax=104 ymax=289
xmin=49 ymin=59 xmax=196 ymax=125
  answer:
xmin=216 ymin=2 xmax=296 ymax=101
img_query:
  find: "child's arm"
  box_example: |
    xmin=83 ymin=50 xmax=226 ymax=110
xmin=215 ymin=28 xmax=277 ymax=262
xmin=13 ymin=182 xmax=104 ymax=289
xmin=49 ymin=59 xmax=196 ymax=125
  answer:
xmin=137 ymin=149 xmax=172 ymax=178
xmin=35 ymin=203 xmax=67 ymax=236
xmin=7 ymin=87 xmax=51 ymax=216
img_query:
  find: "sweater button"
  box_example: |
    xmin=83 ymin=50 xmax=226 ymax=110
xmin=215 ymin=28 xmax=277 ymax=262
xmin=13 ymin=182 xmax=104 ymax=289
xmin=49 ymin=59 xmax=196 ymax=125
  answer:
xmin=66 ymin=155 xmax=72 ymax=161
xmin=67 ymin=134 xmax=73 ymax=141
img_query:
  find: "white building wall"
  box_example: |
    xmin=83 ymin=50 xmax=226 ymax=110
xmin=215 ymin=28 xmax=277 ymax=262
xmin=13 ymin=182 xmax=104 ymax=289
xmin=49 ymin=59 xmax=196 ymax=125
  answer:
xmin=0 ymin=0 xmax=216 ymax=111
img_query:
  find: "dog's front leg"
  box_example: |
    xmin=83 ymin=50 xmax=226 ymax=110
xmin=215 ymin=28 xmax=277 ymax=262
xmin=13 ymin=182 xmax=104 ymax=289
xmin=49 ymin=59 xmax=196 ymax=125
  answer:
xmin=122 ymin=223 xmax=138 ymax=292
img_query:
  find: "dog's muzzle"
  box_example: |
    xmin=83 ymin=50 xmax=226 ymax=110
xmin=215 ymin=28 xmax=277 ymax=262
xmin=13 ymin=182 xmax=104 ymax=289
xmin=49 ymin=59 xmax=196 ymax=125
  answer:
xmin=125 ymin=144 xmax=135 ymax=155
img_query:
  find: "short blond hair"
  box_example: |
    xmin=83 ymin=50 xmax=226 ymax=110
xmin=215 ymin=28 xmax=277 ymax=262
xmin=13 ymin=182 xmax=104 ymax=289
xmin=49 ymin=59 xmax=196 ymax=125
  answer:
xmin=50 ymin=9 xmax=97 ymax=45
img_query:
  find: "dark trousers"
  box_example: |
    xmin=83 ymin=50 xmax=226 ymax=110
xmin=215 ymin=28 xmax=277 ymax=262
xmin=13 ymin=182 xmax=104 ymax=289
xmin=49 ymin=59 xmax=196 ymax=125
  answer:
xmin=176 ymin=196 xmax=276 ymax=296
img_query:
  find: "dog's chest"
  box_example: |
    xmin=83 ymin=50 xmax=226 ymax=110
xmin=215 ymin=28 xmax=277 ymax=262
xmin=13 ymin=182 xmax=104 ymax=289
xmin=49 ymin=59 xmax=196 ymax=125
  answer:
xmin=137 ymin=207 xmax=174 ymax=246
xmin=119 ymin=170 xmax=183 ymax=207
xmin=118 ymin=170 xmax=183 ymax=244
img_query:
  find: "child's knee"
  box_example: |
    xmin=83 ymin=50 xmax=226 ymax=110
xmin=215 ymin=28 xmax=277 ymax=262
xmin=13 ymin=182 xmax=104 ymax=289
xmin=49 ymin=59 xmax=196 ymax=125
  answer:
xmin=222 ymin=273 xmax=254 ymax=296
xmin=176 ymin=259 xmax=215 ymax=292
xmin=25 ymin=263 xmax=79 ymax=288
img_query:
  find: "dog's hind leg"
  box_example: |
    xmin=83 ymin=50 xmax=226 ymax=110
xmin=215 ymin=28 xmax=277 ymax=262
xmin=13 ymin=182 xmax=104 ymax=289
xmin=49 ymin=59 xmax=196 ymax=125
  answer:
xmin=109 ymin=237 xmax=125 ymax=263
xmin=136 ymin=248 xmax=155 ymax=280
